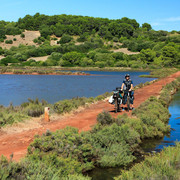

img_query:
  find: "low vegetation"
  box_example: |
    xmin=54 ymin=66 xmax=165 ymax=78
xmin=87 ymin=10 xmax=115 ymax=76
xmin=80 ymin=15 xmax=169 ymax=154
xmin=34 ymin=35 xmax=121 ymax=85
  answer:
xmin=0 ymin=92 xmax=112 ymax=127
xmin=115 ymin=142 xmax=180 ymax=180
xmin=0 ymin=98 xmax=47 ymax=127
xmin=0 ymin=66 xmax=89 ymax=75
xmin=139 ymin=68 xmax=178 ymax=78
xmin=0 ymin=77 xmax=179 ymax=179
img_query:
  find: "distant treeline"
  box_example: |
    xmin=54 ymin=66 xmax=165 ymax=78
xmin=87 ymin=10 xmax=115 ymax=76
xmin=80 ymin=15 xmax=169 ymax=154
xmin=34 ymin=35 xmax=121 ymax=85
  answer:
xmin=1 ymin=13 xmax=140 ymax=39
xmin=0 ymin=13 xmax=180 ymax=68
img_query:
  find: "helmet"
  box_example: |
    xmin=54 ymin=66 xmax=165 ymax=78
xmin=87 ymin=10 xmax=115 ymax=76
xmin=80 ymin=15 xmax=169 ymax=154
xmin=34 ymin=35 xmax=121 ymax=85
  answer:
xmin=125 ymin=74 xmax=130 ymax=78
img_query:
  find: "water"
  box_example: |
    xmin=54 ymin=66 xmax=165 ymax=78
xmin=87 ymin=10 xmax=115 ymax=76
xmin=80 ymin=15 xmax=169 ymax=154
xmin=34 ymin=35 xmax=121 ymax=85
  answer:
xmin=0 ymin=71 xmax=154 ymax=106
xmin=142 ymin=90 xmax=180 ymax=152
xmin=87 ymin=91 xmax=180 ymax=180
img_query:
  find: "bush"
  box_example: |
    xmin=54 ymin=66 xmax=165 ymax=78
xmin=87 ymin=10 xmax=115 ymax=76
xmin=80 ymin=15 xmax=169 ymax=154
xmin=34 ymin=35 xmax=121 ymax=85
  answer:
xmin=28 ymin=127 xmax=95 ymax=171
xmin=115 ymin=143 xmax=180 ymax=180
xmin=97 ymin=111 xmax=114 ymax=125
xmin=115 ymin=60 xmax=128 ymax=67
xmin=22 ymin=98 xmax=45 ymax=117
xmin=0 ymin=111 xmax=28 ymax=127
xmin=20 ymin=33 xmax=25 ymax=38
xmin=53 ymin=97 xmax=87 ymax=114
xmin=5 ymin=40 xmax=13 ymax=44
xmin=132 ymin=96 xmax=170 ymax=138
xmin=98 ymin=143 xmax=135 ymax=167
xmin=59 ymin=34 xmax=73 ymax=44
xmin=0 ymin=155 xmax=89 ymax=180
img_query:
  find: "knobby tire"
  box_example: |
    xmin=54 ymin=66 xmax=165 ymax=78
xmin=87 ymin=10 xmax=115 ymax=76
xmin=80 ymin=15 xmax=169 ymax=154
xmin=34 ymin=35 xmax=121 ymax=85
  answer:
xmin=127 ymin=96 xmax=130 ymax=112
xmin=115 ymin=98 xmax=118 ymax=113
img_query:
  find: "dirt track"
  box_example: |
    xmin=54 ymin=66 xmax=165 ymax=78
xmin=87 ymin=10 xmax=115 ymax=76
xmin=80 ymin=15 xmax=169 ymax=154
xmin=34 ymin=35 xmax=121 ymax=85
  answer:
xmin=0 ymin=71 xmax=180 ymax=161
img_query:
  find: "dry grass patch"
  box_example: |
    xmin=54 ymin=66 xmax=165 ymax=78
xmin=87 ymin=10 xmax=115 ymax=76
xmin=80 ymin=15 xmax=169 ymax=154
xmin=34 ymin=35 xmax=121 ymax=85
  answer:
xmin=113 ymin=48 xmax=140 ymax=55
xmin=27 ymin=55 xmax=49 ymax=62
xmin=0 ymin=30 xmax=40 ymax=49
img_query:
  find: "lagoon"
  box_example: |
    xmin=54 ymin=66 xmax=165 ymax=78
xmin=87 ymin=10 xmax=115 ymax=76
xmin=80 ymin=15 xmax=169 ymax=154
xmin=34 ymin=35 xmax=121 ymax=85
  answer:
xmin=0 ymin=71 xmax=155 ymax=106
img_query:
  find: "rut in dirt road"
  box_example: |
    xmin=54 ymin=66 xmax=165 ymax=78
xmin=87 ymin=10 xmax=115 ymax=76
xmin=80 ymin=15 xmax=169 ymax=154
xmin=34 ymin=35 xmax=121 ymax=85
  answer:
xmin=0 ymin=71 xmax=180 ymax=161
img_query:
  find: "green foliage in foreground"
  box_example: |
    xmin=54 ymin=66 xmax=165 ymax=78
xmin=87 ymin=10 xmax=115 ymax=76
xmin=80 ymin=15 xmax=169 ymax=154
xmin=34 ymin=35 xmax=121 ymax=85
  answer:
xmin=115 ymin=142 xmax=180 ymax=180
xmin=0 ymin=77 xmax=179 ymax=179
xmin=0 ymin=155 xmax=90 ymax=180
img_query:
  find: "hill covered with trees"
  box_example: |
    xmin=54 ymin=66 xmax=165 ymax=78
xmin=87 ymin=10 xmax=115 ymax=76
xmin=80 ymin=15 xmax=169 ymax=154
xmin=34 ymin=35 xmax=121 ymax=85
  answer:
xmin=0 ymin=13 xmax=179 ymax=68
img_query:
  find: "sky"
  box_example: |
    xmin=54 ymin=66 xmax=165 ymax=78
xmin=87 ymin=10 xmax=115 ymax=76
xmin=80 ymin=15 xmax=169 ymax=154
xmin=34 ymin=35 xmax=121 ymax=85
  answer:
xmin=0 ymin=0 xmax=180 ymax=31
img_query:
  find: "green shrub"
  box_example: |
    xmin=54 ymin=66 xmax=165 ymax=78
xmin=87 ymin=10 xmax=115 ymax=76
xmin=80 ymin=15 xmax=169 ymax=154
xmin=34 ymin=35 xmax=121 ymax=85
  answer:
xmin=5 ymin=40 xmax=13 ymax=44
xmin=0 ymin=155 xmax=89 ymax=180
xmin=24 ymin=104 xmax=44 ymax=117
xmin=97 ymin=111 xmax=115 ymax=125
xmin=54 ymin=97 xmax=87 ymax=114
xmin=115 ymin=143 xmax=180 ymax=180
xmin=0 ymin=111 xmax=28 ymax=127
xmin=20 ymin=33 xmax=25 ymax=38
xmin=53 ymin=92 xmax=111 ymax=114
xmin=28 ymin=127 xmax=96 ymax=171
xmin=132 ymin=96 xmax=170 ymax=138
xmin=98 ymin=143 xmax=135 ymax=167
xmin=59 ymin=34 xmax=73 ymax=44
xmin=159 ymin=78 xmax=180 ymax=107
xmin=22 ymin=98 xmax=45 ymax=117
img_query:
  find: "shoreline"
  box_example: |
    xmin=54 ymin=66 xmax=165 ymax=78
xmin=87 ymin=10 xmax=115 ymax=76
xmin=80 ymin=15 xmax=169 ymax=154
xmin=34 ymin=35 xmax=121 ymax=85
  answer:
xmin=0 ymin=72 xmax=90 ymax=76
xmin=0 ymin=72 xmax=179 ymax=161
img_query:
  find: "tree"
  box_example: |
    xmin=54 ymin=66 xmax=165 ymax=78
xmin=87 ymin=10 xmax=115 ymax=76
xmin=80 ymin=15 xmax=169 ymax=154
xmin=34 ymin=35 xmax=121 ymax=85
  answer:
xmin=40 ymin=25 xmax=52 ymax=38
xmin=20 ymin=33 xmax=25 ymax=38
xmin=140 ymin=49 xmax=156 ymax=64
xmin=0 ymin=47 xmax=4 ymax=55
xmin=160 ymin=43 xmax=180 ymax=65
xmin=50 ymin=52 xmax=62 ymax=61
xmin=5 ymin=40 xmax=13 ymax=44
xmin=80 ymin=57 xmax=94 ymax=67
xmin=142 ymin=23 xmax=152 ymax=31
xmin=117 ymin=17 xmax=140 ymax=29
xmin=62 ymin=51 xmax=84 ymax=65
xmin=59 ymin=34 xmax=73 ymax=44
xmin=118 ymin=23 xmax=134 ymax=38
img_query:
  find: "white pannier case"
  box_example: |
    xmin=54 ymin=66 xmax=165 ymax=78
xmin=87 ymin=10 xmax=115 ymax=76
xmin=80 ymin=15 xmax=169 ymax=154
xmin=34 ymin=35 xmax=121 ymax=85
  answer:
xmin=108 ymin=95 xmax=114 ymax=104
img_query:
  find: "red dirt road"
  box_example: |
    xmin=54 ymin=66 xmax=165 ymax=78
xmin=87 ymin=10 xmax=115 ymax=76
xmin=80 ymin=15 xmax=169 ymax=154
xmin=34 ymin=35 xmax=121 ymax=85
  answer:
xmin=0 ymin=71 xmax=180 ymax=161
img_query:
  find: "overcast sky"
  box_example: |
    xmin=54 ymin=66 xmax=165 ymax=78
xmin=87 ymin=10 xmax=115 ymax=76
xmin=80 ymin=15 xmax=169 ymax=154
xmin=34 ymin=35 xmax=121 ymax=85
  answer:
xmin=0 ymin=0 xmax=180 ymax=31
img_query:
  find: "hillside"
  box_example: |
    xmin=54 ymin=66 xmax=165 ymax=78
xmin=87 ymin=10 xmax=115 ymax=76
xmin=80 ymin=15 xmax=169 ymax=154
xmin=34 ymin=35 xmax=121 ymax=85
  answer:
xmin=0 ymin=30 xmax=40 ymax=49
xmin=0 ymin=13 xmax=179 ymax=68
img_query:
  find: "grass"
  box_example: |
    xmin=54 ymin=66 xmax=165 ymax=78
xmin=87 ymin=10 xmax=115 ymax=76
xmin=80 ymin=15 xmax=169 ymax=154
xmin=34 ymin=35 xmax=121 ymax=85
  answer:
xmin=54 ymin=92 xmax=112 ymax=114
xmin=139 ymin=68 xmax=178 ymax=78
xmin=0 ymin=92 xmax=112 ymax=127
xmin=0 ymin=66 xmax=89 ymax=75
xmin=1 ymin=66 xmax=178 ymax=74
xmin=0 ymin=98 xmax=47 ymax=127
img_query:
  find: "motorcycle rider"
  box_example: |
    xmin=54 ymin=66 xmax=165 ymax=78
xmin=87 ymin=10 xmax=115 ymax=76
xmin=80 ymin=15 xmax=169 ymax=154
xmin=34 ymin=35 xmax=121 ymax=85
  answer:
xmin=121 ymin=74 xmax=134 ymax=109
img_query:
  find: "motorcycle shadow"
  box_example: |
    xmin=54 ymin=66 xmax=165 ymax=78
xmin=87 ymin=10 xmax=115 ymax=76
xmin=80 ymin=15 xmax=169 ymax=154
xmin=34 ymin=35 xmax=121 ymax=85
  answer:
xmin=109 ymin=107 xmax=130 ymax=113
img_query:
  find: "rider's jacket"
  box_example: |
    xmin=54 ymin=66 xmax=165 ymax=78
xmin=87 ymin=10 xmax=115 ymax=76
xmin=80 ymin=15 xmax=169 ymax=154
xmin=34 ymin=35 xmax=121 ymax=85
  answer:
xmin=123 ymin=79 xmax=133 ymax=90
